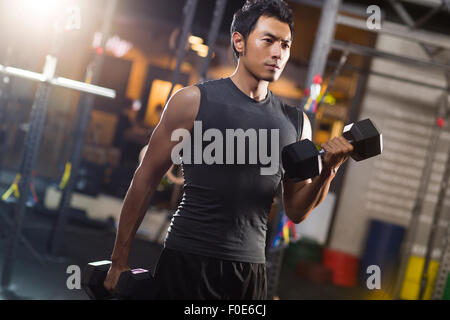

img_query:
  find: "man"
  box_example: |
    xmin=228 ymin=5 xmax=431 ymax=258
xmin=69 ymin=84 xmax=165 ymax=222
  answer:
xmin=104 ymin=0 xmax=353 ymax=299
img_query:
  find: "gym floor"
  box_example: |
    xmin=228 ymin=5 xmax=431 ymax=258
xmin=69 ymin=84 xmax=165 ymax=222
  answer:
xmin=0 ymin=198 xmax=363 ymax=300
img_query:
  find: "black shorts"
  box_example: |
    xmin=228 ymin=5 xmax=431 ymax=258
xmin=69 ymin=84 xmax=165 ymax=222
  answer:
xmin=152 ymin=247 xmax=267 ymax=300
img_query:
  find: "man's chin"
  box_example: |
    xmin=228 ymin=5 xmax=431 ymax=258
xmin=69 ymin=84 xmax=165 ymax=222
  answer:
xmin=260 ymin=73 xmax=279 ymax=82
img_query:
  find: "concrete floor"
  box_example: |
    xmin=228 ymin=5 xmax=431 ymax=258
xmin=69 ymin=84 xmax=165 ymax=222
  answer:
xmin=0 ymin=200 xmax=163 ymax=300
xmin=0 ymin=171 xmax=366 ymax=300
xmin=0 ymin=204 xmax=366 ymax=300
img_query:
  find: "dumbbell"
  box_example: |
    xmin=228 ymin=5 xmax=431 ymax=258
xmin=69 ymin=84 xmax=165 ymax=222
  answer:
xmin=282 ymin=118 xmax=382 ymax=181
xmin=81 ymin=260 xmax=155 ymax=300
xmin=115 ymin=268 xmax=155 ymax=299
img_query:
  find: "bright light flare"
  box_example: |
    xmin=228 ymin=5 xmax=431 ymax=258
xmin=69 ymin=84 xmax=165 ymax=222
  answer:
xmin=5 ymin=0 xmax=70 ymax=30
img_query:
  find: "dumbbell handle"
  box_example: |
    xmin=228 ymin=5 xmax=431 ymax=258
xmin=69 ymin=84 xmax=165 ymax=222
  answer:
xmin=318 ymin=138 xmax=354 ymax=156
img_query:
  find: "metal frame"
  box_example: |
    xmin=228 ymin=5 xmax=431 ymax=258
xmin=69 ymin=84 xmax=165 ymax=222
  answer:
xmin=433 ymin=194 xmax=450 ymax=299
xmin=388 ymin=0 xmax=449 ymax=57
xmin=289 ymin=0 xmax=373 ymax=17
xmin=399 ymin=0 xmax=446 ymax=8
xmin=1 ymin=37 xmax=62 ymax=288
xmin=327 ymin=59 xmax=449 ymax=91
xmin=0 ymin=66 xmax=115 ymax=99
xmin=0 ymin=47 xmax=13 ymax=176
xmin=331 ymin=40 xmax=450 ymax=73
xmin=419 ymin=93 xmax=450 ymax=299
xmin=413 ymin=3 xmax=446 ymax=29
xmin=391 ymin=92 xmax=447 ymax=299
xmin=166 ymin=0 xmax=199 ymax=102
xmin=199 ymin=0 xmax=228 ymax=82
xmin=335 ymin=15 xmax=450 ymax=51
xmin=48 ymin=0 xmax=118 ymax=257
xmin=303 ymin=0 xmax=342 ymax=90
xmin=0 ymin=8 xmax=116 ymax=289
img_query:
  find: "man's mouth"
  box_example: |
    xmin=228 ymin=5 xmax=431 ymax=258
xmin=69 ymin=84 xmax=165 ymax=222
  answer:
xmin=266 ymin=64 xmax=280 ymax=71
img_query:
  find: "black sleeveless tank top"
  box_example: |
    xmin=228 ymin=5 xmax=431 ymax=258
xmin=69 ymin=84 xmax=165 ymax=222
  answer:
xmin=164 ymin=77 xmax=303 ymax=263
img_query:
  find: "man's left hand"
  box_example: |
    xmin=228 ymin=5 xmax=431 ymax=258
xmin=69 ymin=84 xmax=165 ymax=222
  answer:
xmin=320 ymin=136 xmax=354 ymax=175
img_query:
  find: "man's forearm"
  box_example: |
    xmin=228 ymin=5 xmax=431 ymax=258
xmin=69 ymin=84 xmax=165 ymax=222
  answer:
xmin=284 ymin=168 xmax=336 ymax=223
xmin=110 ymin=169 xmax=159 ymax=267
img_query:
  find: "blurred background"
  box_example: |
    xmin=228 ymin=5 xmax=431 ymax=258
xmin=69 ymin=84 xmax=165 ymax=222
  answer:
xmin=0 ymin=0 xmax=449 ymax=300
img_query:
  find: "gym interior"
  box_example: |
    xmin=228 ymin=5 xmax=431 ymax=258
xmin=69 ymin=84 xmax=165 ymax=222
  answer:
xmin=0 ymin=0 xmax=449 ymax=301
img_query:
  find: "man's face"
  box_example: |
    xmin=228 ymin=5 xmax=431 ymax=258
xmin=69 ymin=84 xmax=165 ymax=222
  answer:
xmin=235 ymin=15 xmax=292 ymax=82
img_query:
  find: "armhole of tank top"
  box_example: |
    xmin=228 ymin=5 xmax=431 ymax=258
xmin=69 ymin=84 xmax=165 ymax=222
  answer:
xmin=194 ymin=83 xmax=206 ymax=122
xmin=297 ymin=108 xmax=304 ymax=141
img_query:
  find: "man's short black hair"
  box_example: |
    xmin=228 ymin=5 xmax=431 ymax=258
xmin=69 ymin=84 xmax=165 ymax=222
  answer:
xmin=230 ymin=0 xmax=294 ymax=60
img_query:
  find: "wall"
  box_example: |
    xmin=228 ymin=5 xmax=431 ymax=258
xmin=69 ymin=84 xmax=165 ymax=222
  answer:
xmin=328 ymin=34 xmax=450 ymax=261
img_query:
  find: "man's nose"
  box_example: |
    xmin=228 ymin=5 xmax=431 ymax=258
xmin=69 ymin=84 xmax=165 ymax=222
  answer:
xmin=271 ymin=42 xmax=282 ymax=59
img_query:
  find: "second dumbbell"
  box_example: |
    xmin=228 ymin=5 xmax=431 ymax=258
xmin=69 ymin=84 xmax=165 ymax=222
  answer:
xmin=81 ymin=260 xmax=155 ymax=300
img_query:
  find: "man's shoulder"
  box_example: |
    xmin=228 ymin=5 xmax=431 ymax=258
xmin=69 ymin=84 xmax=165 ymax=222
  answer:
xmin=270 ymin=93 xmax=300 ymax=116
xmin=193 ymin=78 xmax=231 ymax=102
xmin=196 ymin=77 xmax=228 ymax=89
xmin=173 ymin=85 xmax=201 ymax=101
xmin=165 ymin=86 xmax=201 ymax=123
xmin=270 ymin=93 xmax=306 ymax=138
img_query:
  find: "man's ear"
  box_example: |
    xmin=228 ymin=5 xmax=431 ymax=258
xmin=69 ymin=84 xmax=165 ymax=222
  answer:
xmin=232 ymin=31 xmax=245 ymax=57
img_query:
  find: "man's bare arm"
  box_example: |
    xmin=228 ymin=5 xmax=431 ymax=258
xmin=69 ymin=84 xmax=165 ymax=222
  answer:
xmin=282 ymin=164 xmax=335 ymax=224
xmin=282 ymin=112 xmax=352 ymax=224
xmin=109 ymin=86 xmax=200 ymax=268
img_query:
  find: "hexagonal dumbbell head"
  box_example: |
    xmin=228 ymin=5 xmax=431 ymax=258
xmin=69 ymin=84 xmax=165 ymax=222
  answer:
xmin=114 ymin=268 xmax=155 ymax=300
xmin=342 ymin=118 xmax=383 ymax=161
xmin=282 ymin=139 xmax=322 ymax=181
xmin=81 ymin=260 xmax=113 ymax=300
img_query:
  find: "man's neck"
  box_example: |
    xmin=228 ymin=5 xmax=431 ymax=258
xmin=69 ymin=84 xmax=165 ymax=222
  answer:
xmin=229 ymin=64 xmax=269 ymax=102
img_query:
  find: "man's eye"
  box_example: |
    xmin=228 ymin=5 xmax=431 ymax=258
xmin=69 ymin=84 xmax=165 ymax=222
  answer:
xmin=264 ymin=38 xmax=273 ymax=43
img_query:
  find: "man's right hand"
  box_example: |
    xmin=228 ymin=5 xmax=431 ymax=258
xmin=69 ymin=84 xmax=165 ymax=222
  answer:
xmin=103 ymin=264 xmax=131 ymax=293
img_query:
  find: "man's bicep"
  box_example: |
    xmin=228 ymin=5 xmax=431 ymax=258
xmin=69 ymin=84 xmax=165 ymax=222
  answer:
xmin=282 ymin=174 xmax=312 ymax=198
xmin=139 ymin=123 xmax=179 ymax=178
xmin=282 ymin=112 xmax=313 ymax=204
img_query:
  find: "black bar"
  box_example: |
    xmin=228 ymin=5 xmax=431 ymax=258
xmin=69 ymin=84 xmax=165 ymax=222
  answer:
xmin=166 ymin=0 xmax=199 ymax=102
xmin=413 ymin=4 xmax=444 ymax=29
xmin=199 ymin=0 xmax=227 ymax=82
xmin=418 ymin=93 xmax=450 ymax=299
xmin=0 ymin=37 xmax=59 ymax=287
xmin=48 ymin=0 xmax=118 ymax=256
xmin=392 ymin=102 xmax=446 ymax=299
xmin=326 ymin=58 xmax=449 ymax=91
xmin=331 ymin=40 xmax=450 ymax=73
xmin=303 ymin=0 xmax=341 ymax=89
xmin=0 ymin=46 xmax=14 ymax=173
